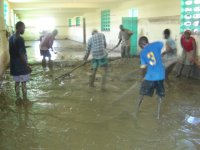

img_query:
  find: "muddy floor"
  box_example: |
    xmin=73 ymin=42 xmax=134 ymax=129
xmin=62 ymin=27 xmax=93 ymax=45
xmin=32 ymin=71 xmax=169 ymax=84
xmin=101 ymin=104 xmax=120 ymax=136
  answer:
xmin=0 ymin=40 xmax=199 ymax=150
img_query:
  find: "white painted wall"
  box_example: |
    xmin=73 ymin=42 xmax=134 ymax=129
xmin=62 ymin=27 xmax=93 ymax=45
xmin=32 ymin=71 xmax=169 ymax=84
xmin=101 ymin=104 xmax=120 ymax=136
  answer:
xmin=67 ymin=16 xmax=84 ymax=42
xmin=21 ymin=16 xmax=69 ymax=40
xmin=66 ymin=0 xmax=200 ymax=56
xmin=0 ymin=0 xmax=9 ymax=79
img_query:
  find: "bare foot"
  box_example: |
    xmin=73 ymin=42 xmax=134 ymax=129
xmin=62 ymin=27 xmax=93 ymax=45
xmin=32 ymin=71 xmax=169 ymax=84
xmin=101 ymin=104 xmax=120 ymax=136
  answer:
xmin=22 ymin=99 xmax=32 ymax=106
xmin=101 ymin=87 xmax=106 ymax=92
xmin=15 ymin=98 xmax=23 ymax=106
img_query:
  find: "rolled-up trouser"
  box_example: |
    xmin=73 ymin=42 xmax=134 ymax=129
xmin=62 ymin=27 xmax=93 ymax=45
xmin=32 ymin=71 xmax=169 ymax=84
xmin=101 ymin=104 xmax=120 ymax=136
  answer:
xmin=176 ymin=50 xmax=196 ymax=77
xmin=121 ymin=45 xmax=130 ymax=58
xmin=180 ymin=50 xmax=195 ymax=65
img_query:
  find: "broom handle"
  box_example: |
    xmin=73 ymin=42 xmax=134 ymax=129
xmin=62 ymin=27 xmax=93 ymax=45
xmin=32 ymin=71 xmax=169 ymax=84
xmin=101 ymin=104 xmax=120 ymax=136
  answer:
xmin=55 ymin=61 xmax=89 ymax=80
xmin=56 ymin=47 xmax=117 ymax=80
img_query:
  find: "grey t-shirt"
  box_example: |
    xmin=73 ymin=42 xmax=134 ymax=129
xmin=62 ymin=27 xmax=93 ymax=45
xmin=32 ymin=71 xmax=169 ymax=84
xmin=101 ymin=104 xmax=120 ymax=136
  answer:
xmin=166 ymin=37 xmax=177 ymax=57
xmin=118 ymin=29 xmax=132 ymax=46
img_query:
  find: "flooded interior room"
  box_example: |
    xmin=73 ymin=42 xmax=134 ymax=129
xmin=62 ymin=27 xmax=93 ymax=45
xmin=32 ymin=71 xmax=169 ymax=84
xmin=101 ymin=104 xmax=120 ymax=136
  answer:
xmin=0 ymin=0 xmax=200 ymax=149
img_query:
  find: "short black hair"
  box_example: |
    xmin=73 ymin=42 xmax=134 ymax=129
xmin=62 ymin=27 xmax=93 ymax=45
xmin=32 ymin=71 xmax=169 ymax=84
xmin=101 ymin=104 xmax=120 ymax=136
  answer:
xmin=52 ymin=29 xmax=58 ymax=34
xmin=164 ymin=29 xmax=170 ymax=36
xmin=139 ymin=36 xmax=149 ymax=48
xmin=15 ymin=21 xmax=25 ymax=30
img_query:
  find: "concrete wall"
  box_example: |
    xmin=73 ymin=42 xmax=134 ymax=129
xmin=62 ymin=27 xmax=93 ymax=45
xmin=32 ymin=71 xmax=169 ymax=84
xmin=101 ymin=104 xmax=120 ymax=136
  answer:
xmin=66 ymin=0 xmax=200 ymax=56
xmin=21 ymin=16 xmax=69 ymax=40
xmin=65 ymin=16 xmax=84 ymax=42
xmin=0 ymin=0 xmax=10 ymax=80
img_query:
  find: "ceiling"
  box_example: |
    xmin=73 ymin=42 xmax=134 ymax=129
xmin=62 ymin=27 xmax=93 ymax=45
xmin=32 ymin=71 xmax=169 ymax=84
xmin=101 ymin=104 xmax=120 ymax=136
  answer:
xmin=8 ymin=0 xmax=122 ymax=18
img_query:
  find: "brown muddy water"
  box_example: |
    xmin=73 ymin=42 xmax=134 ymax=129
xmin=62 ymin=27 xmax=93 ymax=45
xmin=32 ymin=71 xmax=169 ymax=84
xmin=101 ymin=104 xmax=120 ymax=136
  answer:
xmin=0 ymin=40 xmax=199 ymax=150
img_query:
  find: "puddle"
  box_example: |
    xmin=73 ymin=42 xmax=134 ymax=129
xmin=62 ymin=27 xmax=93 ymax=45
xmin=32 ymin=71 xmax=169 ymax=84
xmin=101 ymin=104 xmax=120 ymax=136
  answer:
xmin=0 ymin=40 xmax=199 ymax=150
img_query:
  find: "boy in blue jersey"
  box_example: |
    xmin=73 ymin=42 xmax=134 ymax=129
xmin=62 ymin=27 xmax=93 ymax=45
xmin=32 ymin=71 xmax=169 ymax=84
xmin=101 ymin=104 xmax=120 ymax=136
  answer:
xmin=136 ymin=36 xmax=165 ymax=119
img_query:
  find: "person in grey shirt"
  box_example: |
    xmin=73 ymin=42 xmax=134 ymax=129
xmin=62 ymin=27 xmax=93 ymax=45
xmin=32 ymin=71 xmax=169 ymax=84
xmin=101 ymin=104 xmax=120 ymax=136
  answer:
xmin=115 ymin=25 xmax=133 ymax=58
xmin=162 ymin=29 xmax=177 ymax=80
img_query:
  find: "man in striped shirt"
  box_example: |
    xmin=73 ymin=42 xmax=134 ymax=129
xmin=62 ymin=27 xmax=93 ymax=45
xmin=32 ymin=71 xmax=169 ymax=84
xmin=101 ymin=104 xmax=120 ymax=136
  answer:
xmin=84 ymin=29 xmax=108 ymax=90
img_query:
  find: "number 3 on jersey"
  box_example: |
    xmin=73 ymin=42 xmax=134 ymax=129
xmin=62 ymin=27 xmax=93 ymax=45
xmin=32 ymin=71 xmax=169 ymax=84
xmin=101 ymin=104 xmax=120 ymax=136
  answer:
xmin=147 ymin=52 xmax=156 ymax=66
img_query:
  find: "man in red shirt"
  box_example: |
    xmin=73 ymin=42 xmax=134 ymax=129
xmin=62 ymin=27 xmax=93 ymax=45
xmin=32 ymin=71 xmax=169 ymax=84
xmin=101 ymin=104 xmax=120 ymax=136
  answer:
xmin=40 ymin=29 xmax=58 ymax=66
xmin=176 ymin=30 xmax=196 ymax=78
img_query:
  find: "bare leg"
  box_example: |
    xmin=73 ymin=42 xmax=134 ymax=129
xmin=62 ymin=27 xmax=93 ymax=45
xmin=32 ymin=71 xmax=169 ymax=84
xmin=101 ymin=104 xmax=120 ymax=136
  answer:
xmin=42 ymin=57 xmax=46 ymax=67
xmin=89 ymin=68 xmax=97 ymax=87
xmin=126 ymin=46 xmax=131 ymax=58
xmin=48 ymin=57 xmax=53 ymax=69
xmin=135 ymin=95 xmax=144 ymax=117
xmin=101 ymin=66 xmax=108 ymax=91
xmin=186 ymin=65 xmax=193 ymax=78
xmin=157 ymin=96 xmax=162 ymax=120
xmin=42 ymin=56 xmax=45 ymax=61
xmin=176 ymin=63 xmax=184 ymax=78
xmin=121 ymin=46 xmax=126 ymax=58
xmin=22 ymin=82 xmax=27 ymax=100
xmin=15 ymin=82 xmax=20 ymax=100
xmin=166 ymin=62 xmax=177 ymax=80
xmin=48 ymin=55 xmax=52 ymax=62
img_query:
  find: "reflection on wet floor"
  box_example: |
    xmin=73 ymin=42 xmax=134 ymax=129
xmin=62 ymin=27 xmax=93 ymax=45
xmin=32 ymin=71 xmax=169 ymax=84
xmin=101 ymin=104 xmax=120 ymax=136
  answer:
xmin=26 ymin=40 xmax=121 ymax=63
xmin=0 ymin=40 xmax=200 ymax=150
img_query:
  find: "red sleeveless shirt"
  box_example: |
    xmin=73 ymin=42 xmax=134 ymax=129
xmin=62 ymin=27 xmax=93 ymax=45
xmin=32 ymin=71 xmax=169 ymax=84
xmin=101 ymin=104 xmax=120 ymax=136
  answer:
xmin=181 ymin=35 xmax=195 ymax=52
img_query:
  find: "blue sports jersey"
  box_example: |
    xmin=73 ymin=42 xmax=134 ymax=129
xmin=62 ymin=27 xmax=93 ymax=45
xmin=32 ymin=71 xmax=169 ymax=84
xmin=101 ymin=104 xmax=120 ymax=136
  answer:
xmin=9 ymin=34 xmax=29 ymax=76
xmin=140 ymin=41 xmax=165 ymax=81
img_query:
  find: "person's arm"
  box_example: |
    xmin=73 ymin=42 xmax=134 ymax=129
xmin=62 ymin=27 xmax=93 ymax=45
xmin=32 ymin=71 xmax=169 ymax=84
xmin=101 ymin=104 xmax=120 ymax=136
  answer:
xmin=180 ymin=35 xmax=185 ymax=50
xmin=189 ymin=38 xmax=197 ymax=62
xmin=116 ymin=39 xmax=122 ymax=48
xmin=49 ymin=37 xmax=55 ymax=51
xmin=127 ymin=30 xmax=133 ymax=37
xmin=139 ymin=53 xmax=147 ymax=81
xmin=18 ymin=38 xmax=31 ymax=73
xmin=139 ymin=67 xmax=147 ymax=81
xmin=115 ymin=32 xmax=122 ymax=48
xmin=103 ymin=34 xmax=107 ymax=49
xmin=19 ymin=54 xmax=31 ymax=73
xmin=162 ymin=42 xmax=171 ymax=56
xmin=192 ymin=38 xmax=197 ymax=51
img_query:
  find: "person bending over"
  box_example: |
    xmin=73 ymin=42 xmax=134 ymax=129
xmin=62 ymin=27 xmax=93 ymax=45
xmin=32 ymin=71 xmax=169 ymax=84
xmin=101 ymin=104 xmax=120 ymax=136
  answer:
xmin=136 ymin=36 xmax=165 ymax=119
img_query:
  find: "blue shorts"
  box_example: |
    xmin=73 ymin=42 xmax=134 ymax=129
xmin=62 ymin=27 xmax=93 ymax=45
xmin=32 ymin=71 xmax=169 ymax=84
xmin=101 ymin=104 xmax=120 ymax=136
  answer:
xmin=13 ymin=74 xmax=30 ymax=82
xmin=140 ymin=80 xmax=165 ymax=97
xmin=92 ymin=57 xmax=108 ymax=69
xmin=40 ymin=50 xmax=51 ymax=58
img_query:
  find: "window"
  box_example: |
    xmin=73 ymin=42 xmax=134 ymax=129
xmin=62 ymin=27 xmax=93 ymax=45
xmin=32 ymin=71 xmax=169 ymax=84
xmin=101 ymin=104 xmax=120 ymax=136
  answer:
xmin=4 ymin=0 xmax=9 ymax=25
xmin=101 ymin=10 xmax=110 ymax=31
xmin=76 ymin=17 xmax=80 ymax=26
xmin=129 ymin=8 xmax=138 ymax=17
xmin=181 ymin=0 xmax=200 ymax=34
xmin=68 ymin=18 xmax=72 ymax=27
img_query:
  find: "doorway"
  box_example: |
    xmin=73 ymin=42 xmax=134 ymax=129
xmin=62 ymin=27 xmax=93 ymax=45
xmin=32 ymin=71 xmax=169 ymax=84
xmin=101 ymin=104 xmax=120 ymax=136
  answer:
xmin=122 ymin=17 xmax=138 ymax=56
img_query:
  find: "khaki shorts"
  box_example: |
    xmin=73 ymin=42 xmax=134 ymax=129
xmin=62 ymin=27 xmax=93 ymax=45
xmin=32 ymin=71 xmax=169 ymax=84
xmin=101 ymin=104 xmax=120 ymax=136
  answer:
xmin=179 ymin=50 xmax=195 ymax=66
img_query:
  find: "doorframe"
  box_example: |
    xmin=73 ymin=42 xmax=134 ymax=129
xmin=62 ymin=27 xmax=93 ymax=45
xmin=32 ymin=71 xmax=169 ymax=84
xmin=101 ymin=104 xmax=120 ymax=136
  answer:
xmin=122 ymin=17 xmax=138 ymax=56
xmin=83 ymin=17 xmax=86 ymax=44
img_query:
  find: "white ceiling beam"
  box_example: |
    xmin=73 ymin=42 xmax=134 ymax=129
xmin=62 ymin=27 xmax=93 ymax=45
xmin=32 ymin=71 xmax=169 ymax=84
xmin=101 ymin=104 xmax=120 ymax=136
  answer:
xmin=14 ymin=8 xmax=97 ymax=14
xmin=10 ymin=2 xmax=113 ymax=10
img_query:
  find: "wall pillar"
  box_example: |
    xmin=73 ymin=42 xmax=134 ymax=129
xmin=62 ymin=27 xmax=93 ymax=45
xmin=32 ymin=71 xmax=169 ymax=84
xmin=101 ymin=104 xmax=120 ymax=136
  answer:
xmin=0 ymin=0 xmax=10 ymax=81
